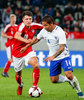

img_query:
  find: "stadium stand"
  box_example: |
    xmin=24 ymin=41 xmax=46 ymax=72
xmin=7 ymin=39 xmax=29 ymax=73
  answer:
xmin=0 ymin=0 xmax=84 ymax=38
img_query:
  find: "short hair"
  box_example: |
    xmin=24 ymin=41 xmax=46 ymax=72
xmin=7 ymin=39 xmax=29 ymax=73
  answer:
xmin=10 ymin=14 xmax=16 ymax=19
xmin=42 ymin=15 xmax=54 ymax=24
xmin=22 ymin=11 xmax=33 ymax=18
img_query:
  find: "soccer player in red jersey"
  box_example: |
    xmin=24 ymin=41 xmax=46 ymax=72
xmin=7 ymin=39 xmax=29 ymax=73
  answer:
xmin=1 ymin=14 xmax=17 ymax=77
xmin=12 ymin=11 xmax=43 ymax=95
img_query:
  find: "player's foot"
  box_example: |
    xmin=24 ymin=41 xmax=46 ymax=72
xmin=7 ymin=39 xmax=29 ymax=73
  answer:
xmin=1 ymin=72 xmax=9 ymax=77
xmin=77 ymin=92 xmax=84 ymax=98
xmin=68 ymin=81 xmax=74 ymax=89
xmin=17 ymin=86 xmax=23 ymax=95
xmin=40 ymin=91 xmax=43 ymax=95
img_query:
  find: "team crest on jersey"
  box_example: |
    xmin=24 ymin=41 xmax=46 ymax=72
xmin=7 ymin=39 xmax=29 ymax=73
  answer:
xmin=32 ymin=29 xmax=34 ymax=33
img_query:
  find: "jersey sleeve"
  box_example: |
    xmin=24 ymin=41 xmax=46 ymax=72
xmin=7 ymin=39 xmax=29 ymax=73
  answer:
xmin=3 ymin=24 xmax=10 ymax=33
xmin=17 ymin=22 xmax=25 ymax=33
xmin=58 ymin=27 xmax=66 ymax=44
xmin=31 ymin=22 xmax=43 ymax=29
xmin=37 ymin=29 xmax=44 ymax=40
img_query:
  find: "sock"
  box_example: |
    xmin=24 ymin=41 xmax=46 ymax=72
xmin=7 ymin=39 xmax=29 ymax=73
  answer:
xmin=33 ymin=68 xmax=40 ymax=86
xmin=3 ymin=61 xmax=11 ymax=73
xmin=58 ymin=75 xmax=70 ymax=83
xmin=15 ymin=74 xmax=23 ymax=87
xmin=71 ymin=76 xmax=81 ymax=93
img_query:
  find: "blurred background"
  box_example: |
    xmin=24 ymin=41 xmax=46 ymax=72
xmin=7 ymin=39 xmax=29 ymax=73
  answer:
xmin=0 ymin=0 xmax=84 ymax=68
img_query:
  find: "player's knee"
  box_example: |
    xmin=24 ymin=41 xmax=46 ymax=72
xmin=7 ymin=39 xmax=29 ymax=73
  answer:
xmin=16 ymin=74 xmax=21 ymax=79
xmin=51 ymin=80 xmax=58 ymax=83
xmin=66 ymin=73 xmax=73 ymax=80
xmin=50 ymin=79 xmax=58 ymax=83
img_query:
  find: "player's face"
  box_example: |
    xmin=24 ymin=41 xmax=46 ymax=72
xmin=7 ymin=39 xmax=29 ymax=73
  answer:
xmin=42 ymin=21 xmax=53 ymax=32
xmin=10 ymin=17 xmax=16 ymax=24
xmin=23 ymin=15 xmax=32 ymax=27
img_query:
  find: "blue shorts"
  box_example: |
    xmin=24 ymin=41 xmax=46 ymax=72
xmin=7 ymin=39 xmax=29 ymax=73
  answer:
xmin=50 ymin=57 xmax=73 ymax=76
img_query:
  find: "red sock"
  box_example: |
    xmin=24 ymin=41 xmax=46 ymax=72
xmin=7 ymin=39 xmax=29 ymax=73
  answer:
xmin=3 ymin=61 xmax=11 ymax=73
xmin=33 ymin=69 xmax=40 ymax=86
xmin=15 ymin=74 xmax=23 ymax=86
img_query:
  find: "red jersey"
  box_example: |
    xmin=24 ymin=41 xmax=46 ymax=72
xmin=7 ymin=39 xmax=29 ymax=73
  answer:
xmin=13 ymin=22 xmax=43 ymax=58
xmin=3 ymin=24 xmax=18 ymax=47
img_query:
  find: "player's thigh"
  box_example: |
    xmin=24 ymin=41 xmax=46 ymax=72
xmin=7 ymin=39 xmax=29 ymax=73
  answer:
xmin=50 ymin=75 xmax=59 ymax=83
xmin=28 ymin=57 xmax=39 ymax=69
xmin=61 ymin=57 xmax=73 ymax=72
xmin=6 ymin=45 xmax=13 ymax=61
xmin=49 ymin=60 xmax=61 ymax=77
xmin=24 ymin=51 xmax=37 ymax=66
xmin=61 ymin=57 xmax=73 ymax=80
xmin=13 ymin=56 xmax=25 ymax=72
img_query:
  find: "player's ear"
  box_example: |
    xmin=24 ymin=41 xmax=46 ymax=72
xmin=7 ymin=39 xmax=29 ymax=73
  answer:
xmin=22 ymin=16 xmax=25 ymax=22
xmin=22 ymin=18 xmax=24 ymax=22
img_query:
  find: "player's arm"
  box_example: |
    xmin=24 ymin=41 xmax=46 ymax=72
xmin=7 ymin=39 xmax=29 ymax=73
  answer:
xmin=15 ymin=32 xmax=31 ymax=43
xmin=27 ymin=37 xmax=40 ymax=47
xmin=1 ymin=31 xmax=13 ymax=39
xmin=20 ymin=37 xmax=40 ymax=53
xmin=53 ymin=44 xmax=65 ymax=57
xmin=44 ymin=44 xmax=65 ymax=62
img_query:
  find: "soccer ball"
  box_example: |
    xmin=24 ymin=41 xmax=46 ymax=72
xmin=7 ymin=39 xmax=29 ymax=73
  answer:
xmin=29 ymin=86 xmax=42 ymax=97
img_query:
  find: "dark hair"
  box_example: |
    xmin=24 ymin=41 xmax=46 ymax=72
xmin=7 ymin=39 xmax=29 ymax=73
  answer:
xmin=42 ymin=15 xmax=54 ymax=24
xmin=22 ymin=11 xmax=33 ymax=18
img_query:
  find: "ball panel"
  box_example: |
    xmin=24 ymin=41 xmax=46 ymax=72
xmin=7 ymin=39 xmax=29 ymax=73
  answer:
xmin=29 ymin=86 xmax=41 ymax=97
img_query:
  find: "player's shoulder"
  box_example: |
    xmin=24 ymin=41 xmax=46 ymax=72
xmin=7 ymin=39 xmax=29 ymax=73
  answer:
xmin=18 ymin=22 xmax=25 ymax=30
xmin=54 ymin=25 xmax=62 ymax=31
xmin=31 ymin=22 xmax=42 ymax=26
xmin=5 ymin=24 xmax=11 ymax=29
xmin=40 ymin=28 xmax=46 ymax=33
xmin=4 ymin=24 xmax=11 ymax=32
xmin=18 ymin=22 xmax=25 ymax=27
xmin=55 ymin=25 xmax=65 ymax=33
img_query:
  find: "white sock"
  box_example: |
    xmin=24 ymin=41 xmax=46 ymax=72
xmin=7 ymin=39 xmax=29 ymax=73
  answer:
xmin=71 ymin=76 xmax=81 ymax=93
xmin=58 ymin=75 xmax=70 ymax=83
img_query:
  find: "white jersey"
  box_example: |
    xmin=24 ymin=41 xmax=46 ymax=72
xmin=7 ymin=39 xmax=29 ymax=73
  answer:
xmin=37 ymin=25 xmax=70 ymax=60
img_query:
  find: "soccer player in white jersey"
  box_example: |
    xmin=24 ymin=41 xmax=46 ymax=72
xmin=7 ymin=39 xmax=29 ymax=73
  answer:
xmin=20 ymin=15 xmax=84 ymax=98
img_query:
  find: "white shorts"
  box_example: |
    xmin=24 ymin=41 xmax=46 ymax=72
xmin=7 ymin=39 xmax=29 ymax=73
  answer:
xmin=6 ymin=45 xmax=13 ymax=60
xmin=13 ymin=51 xmax=36 ymax=72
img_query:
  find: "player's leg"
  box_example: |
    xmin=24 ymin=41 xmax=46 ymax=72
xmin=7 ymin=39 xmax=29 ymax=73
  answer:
xmin=28 ymin=56 xmax=43 ymax=95
xmin=15 ymin=70 xmax=23 ymax=95
xmin=1 ymin=46 xmax=13 ymax=77
xmin=50 ymin=60 xmax=70 ymax=83
xmin=63 ymin=57 xmax=84 ymax=98
xmin=24 ymin=51 xmax=40 ymax=87
xmin=50 ymin=75 xmax=70 ymax=83
xmin=28 ymin=57 xmax=40 ymax=87
xmin=65 ymin=71 xmax=84 ymax=98
xmin=13 ymin=56 xmax=24 ymax=95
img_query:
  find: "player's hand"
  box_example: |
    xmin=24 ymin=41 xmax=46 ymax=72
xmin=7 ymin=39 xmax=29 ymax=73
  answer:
xmin=20 ymin=46 xmax=27 ymax=54
xmin=8 ymin=36 xmax=13 ymax=39
xmin=44 ymin=56 xmax=55 ymax=62
xmin=25 ymin=39 xmax=32 ymax=43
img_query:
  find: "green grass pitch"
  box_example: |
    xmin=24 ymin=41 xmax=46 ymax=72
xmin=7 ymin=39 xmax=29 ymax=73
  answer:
xmin=0 ymin=68 xmax=84 ymax=100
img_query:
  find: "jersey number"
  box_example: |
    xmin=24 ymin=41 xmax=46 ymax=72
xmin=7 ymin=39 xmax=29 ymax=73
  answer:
xmin=65 ymin=60 xmax=71 ymax=66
